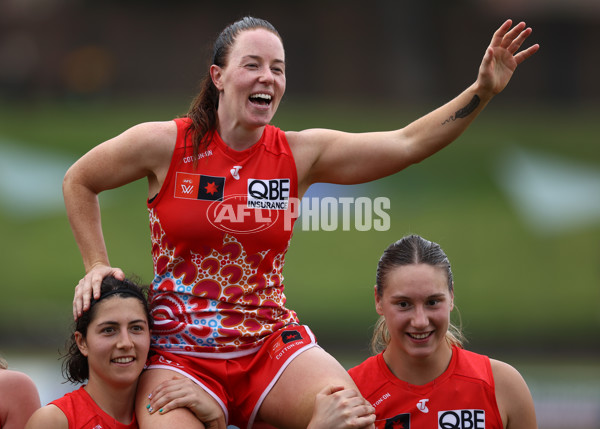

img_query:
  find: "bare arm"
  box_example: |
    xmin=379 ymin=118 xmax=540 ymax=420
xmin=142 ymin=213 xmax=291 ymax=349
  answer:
xmin=63 ymin=120 xmax=176 ymax=318
xmin=25 ymin=405 xmax=68 ymax=429
xmin=0 ymin=370 xmax=41 ymax=429
xmin=491 ymin=359 xmax=538 ymax=429
xmin=289 ymin=20 xmax=539 ymax=195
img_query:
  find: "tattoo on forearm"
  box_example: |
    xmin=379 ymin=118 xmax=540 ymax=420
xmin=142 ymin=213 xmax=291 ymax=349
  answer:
xmin=441 ymin=95 xmax=481 ymax=125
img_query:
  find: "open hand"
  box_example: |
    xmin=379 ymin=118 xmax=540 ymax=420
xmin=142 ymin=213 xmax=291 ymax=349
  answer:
xmin=478 ymin=19 xmax=539 ymax=95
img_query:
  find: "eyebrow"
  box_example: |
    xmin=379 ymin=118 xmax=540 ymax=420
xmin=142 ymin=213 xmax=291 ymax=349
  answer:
xmin=97 ymin=319 xmax=148 ymax=327
xmin=242 ymin=54 xmax=285 ymax=65
xmin=391 ymin=293 xmax=447 ymax=300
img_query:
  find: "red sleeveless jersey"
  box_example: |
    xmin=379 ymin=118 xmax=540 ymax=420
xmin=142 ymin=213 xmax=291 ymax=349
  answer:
xmin=348 ymin=346 xmax=504 ymax=428
xmin=147 ymin=118 xmax=299 ymax=357
xmin=50 ymin=386 xmax=137 ymax=429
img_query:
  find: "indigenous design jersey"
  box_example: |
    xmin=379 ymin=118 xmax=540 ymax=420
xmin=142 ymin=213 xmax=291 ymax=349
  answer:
xmin=148 ymin=118 xmax=299 ymax=356
xmin=348 ymin=346 xmax=504 ymax=428
xmin=50 ymin=386 xmax=137 ymax=429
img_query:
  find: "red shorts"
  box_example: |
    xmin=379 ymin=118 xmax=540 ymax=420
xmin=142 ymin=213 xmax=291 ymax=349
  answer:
xmin=146 ymin=324 xmax=318 ymax=428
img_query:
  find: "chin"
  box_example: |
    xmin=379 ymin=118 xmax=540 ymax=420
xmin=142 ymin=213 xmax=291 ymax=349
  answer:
xmin=249 ymin=116 xmax=274 ymax=128
xmin=403 ymin=341 xmax=439 ymax=359
xmin=405 ymin=347 xmax=434 ymax=359
xmin=112 ymin=373 xmax=140 ymax=388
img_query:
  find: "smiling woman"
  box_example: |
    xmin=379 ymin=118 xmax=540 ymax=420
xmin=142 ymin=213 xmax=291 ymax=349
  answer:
xmin=24 ymin=277 xmax=226 ymax=429
xmin=25 ymin=277 xmax=151 ymax=429
xmin=349 ymin=235 xmax=538 ymax=429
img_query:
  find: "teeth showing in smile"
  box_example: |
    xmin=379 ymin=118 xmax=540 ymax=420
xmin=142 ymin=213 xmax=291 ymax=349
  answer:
xmin=409 ymin=332 xmax=431 ymax=340
xmin=112 ymin=357 xmax=134 ymax=364
xmin=249 ymin=93 xmax=272 ymax=104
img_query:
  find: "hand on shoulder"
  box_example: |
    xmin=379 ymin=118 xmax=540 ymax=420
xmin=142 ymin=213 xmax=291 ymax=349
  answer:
xmin=307 ymin=385 xmax=375 ymax=429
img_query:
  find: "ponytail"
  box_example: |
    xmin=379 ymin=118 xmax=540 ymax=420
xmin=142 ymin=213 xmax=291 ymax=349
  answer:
xmin=186 ymin=74 xmax=219 ymax=160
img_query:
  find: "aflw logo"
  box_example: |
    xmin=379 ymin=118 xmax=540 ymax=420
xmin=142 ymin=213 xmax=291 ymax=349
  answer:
xmin=174 ymin=173 xmax=225 ymax=201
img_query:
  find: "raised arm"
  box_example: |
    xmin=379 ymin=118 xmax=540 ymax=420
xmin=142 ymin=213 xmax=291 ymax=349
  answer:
xmin=290 ymin=20 xmax=539 ymax=195
xmin=63 ymin=120 xmax=176 ymax=318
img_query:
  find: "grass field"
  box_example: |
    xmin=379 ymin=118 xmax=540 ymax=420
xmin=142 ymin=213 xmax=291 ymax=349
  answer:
xmin=1 ymin=97 xmax=599 ymax=358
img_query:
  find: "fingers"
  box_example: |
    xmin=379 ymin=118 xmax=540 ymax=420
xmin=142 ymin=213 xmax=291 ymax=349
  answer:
xmin=506 ymin=26 xmax=532 ymax=53
xmin=514 ymin=43 xmax=540 ymax=65
xmin=318 ymin=385 xmax=346 ymax=396
xmin=72 ymin=265 xmax=125 ymax=319
xmin=147 ymin=377 xmax=187 ymax=411
xmin=147 ymin=382 xmax=185 ymax=414
xmin=491 ymin=20 xmax=536 ymax=56
xmin=318 ymin=385 xmax=362 ymax=402
xmin=353 ymin=412 xmax=376 ymax=429
xmin=73 ymin=280 xmax=83 ymax=320
xmin=204 ymin=417 xmax=228 ymax=429
xmin=146 ymin=376 xmax=225 ymax=424
xmin=504 ymin=22 xmax=539 ymax=65
xmin=73 ymin=275 xmax=96 ymax=320
xmin=490 ymin=19 xmax=514 ymax=47
xmin=482 ymin=19 xmax=538 ymax=79
xmin=500 ymin=21 xmax=527 ymax=49
xmin=317 ymin=385 xmax=376 ymax=426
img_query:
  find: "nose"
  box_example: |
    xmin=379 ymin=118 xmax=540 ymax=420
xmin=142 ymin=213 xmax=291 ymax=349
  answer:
xmin=258 ymin=66 xmax=274 ymax=84
xmin=116 ymin=330 xmax=134 ymax=349
xmin=411 ymin=305 xmax=429 ymax=330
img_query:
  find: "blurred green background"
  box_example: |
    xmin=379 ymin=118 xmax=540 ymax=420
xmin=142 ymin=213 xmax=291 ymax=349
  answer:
xmin=1 ymin=1 xmax=599 ymax=427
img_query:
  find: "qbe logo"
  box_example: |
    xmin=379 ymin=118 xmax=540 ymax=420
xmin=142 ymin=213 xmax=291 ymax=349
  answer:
xmin=438 ymin=409 xmax=485 ymax=429
xmin=247 ymin=178 xmax=290 ymax=210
